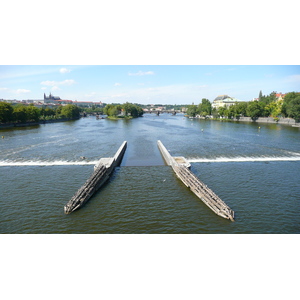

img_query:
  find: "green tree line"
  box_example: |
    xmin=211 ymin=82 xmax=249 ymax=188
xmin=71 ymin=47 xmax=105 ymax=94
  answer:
xmin=104 ymin=102 xmax=144 ymax=118
xmin=0 ymin=103 xmax=81 ymax=124
xmin=186 ymin=92 xmax=300 ymax=122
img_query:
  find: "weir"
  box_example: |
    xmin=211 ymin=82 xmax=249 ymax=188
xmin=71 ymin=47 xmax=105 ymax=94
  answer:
xmin=157 ymin=140 xmax=234 ymax=221
xmin=64 ymin=141 xmax=127 ymax=214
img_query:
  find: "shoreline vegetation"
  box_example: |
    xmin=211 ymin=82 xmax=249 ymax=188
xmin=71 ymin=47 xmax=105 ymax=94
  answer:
xmin=0 ymin=102 xmax=144 ymax=129
xmin=1 ymin=91 xmax=300 ymax=129
xmin=0 ymin=103 xmax=81 ymax=129
xmin=186 ymin=92 xmax=300 ymax=124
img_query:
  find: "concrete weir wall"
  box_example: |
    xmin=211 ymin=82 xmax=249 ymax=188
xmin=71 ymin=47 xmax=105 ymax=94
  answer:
xmin=157 ymin=140 xmax=234 ymax=221
xmin=157 ymin=140 xmax=175 ymax=166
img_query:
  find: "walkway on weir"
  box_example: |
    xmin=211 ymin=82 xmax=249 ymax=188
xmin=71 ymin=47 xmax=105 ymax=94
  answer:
xmin=157 ymin=140 xmax=235 ymax=221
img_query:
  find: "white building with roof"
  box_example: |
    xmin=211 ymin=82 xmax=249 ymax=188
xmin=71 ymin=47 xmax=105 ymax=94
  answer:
xmin=212 ymin=95 xmax=243 ymax=109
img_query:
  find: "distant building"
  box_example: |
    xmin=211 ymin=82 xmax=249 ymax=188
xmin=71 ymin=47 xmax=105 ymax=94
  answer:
xmin=55 ymin=100 xmax=73 ymax=105
xmin=44 ymin=93 xmax=61 ymax=103
xmin=212 ymin=95 xmax=243 ymax=109
xmin=275 ymin=93 xmax=286 ymax=101
xmin=73 ymin=100 xmax=103 ymax=107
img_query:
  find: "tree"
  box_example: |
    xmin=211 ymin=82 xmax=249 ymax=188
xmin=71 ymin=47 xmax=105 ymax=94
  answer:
xmin=218 ymin=106 xmax=228 ymax=118
xmin=259 ymin=90 xmax=263 ymax=101
xmin=197 ymin=98 xmax=212 ymax=116
xmin=265 ymin=100 xmax=283 ymax=118
xmin=55 ymin=106 xmax=63 ymax=118
xmin=13 ymin=105 xmax=28 ymax=123
xmin=104 ymin=104 xmax=122 ymax=117
xmin=0 ymin=102 xmax=13 ymax=123
xmin=260 ymin=91 xmax=276 ymax=106
xmin=246 ymin=101 xmax=264 ymax=119
xmin=44 ymin=108 xmax=56 ymax=117
xmin=60 ymin=104 xmax=80 ymax=119
xmin=281 ymin=92 xmax=300 ymax=118
xmin=235 ymin=102 xmax=248 ymax=117
xmin=186 ymin=105 xmax=198 ymax=117
xmin=286 ymin=96 xmax=300 ymax=122
xmin=123 ymin=102 xmax=131 ymax=116
xmin=26 ymin=105 xmax=40 ymax=122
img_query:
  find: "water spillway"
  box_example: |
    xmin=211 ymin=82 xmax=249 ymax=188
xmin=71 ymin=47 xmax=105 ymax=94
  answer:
xmin=157 ymin=140 xmax=234 ymax=221
xmin=64 ymin=141 xmax=127 ymax=214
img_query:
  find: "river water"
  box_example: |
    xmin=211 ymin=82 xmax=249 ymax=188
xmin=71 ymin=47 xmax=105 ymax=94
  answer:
xmin=1 ymin=114 xmax=299 ymax=233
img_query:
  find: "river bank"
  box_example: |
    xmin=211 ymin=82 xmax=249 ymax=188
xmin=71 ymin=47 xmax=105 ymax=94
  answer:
xmin=0 ymin=117 xmax=80 ymax=129
xmin=194 ymin=116 xmax=299 ymax=127
xmin=233 ymin=116 xmax=299 ymax=126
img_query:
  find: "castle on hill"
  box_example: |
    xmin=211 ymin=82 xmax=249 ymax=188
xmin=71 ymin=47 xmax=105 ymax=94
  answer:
xmin=43 ymin=93 xmax=61 ymax=103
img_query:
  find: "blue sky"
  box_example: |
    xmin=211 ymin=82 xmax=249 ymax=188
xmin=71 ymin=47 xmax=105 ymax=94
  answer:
xmin=1 ymin=65 xmax=299 ymax=105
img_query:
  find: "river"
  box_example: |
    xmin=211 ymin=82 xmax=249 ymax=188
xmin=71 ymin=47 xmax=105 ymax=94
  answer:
xmin=1 ymin=113 xmax=299 ymax=233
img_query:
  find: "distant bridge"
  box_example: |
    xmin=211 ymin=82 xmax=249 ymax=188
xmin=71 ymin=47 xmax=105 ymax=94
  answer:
xmin=144 ymin=110 xmax=181 ymax=115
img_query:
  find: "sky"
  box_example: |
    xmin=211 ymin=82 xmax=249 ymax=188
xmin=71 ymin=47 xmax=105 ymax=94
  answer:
xmin=0 ymin=65 xmax=299 ymax=105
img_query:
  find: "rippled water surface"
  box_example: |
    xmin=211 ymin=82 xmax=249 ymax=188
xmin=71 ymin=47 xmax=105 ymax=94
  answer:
xmin=1 ymin=114 xmax=299 ymax=233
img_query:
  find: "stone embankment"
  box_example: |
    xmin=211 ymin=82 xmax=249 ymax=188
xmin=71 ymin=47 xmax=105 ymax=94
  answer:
xmin=232 ymin=117 xmax=298 ymax=125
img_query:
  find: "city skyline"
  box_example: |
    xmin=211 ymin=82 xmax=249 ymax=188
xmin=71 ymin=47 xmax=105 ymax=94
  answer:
xmin=1 ymin=65 xmax=299 ymax=105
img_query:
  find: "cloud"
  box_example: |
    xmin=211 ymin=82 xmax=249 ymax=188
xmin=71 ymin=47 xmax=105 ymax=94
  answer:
xmin=114 ymin=83 xmax=121 ymax=86
xmin=41 ymin=79 xmax=76 ymax=86
xmin=16 ymin=89 xmax=30 ymax=94
xmin=51 ymin=86 xmax=60 ymax=91
xmin=59 ymin=68 xmax=71 ymax=74
xmin=128 ymin=71 xmax=154 ymax=76
xmin=0 ymin=87 xmax=8 ymax=91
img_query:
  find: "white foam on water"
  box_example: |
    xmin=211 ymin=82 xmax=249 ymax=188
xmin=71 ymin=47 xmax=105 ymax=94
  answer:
xmin=0 ymin=160 xmax=98 ymax=167
xmin=187 ymin=156 xmax=300 ymax=163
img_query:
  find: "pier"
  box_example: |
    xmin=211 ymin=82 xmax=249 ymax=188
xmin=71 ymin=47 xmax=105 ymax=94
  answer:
xmin=157 ymin=140 xmax=234 ymax=221
xmin=64 ymin=141 xmax=127 ymax=214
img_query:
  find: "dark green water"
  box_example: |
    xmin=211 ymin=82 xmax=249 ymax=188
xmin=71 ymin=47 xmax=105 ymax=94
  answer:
xmin=1 ymin=114 xmax=299 ymax=233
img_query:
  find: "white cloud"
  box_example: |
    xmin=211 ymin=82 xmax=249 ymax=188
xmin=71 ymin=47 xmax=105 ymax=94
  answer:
xmin=41 ymin=79 xmax=76 ymax=86
xmin=128 ymin=71 xmax=154 ymax=76
xmin=0 ymin=87 xmax=8 ymax=91
xmin=114 ymin=83 xmax=121 ymax=86
xmin=16 ymin=89 xmax=30 ymax=94
xmin=59 ymin=68 xmax=71 ymax=74
xmin=41 ymin=87 xmax=47 ymax=90
xmin=51 ymin=86 xmax=60 ymax=91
